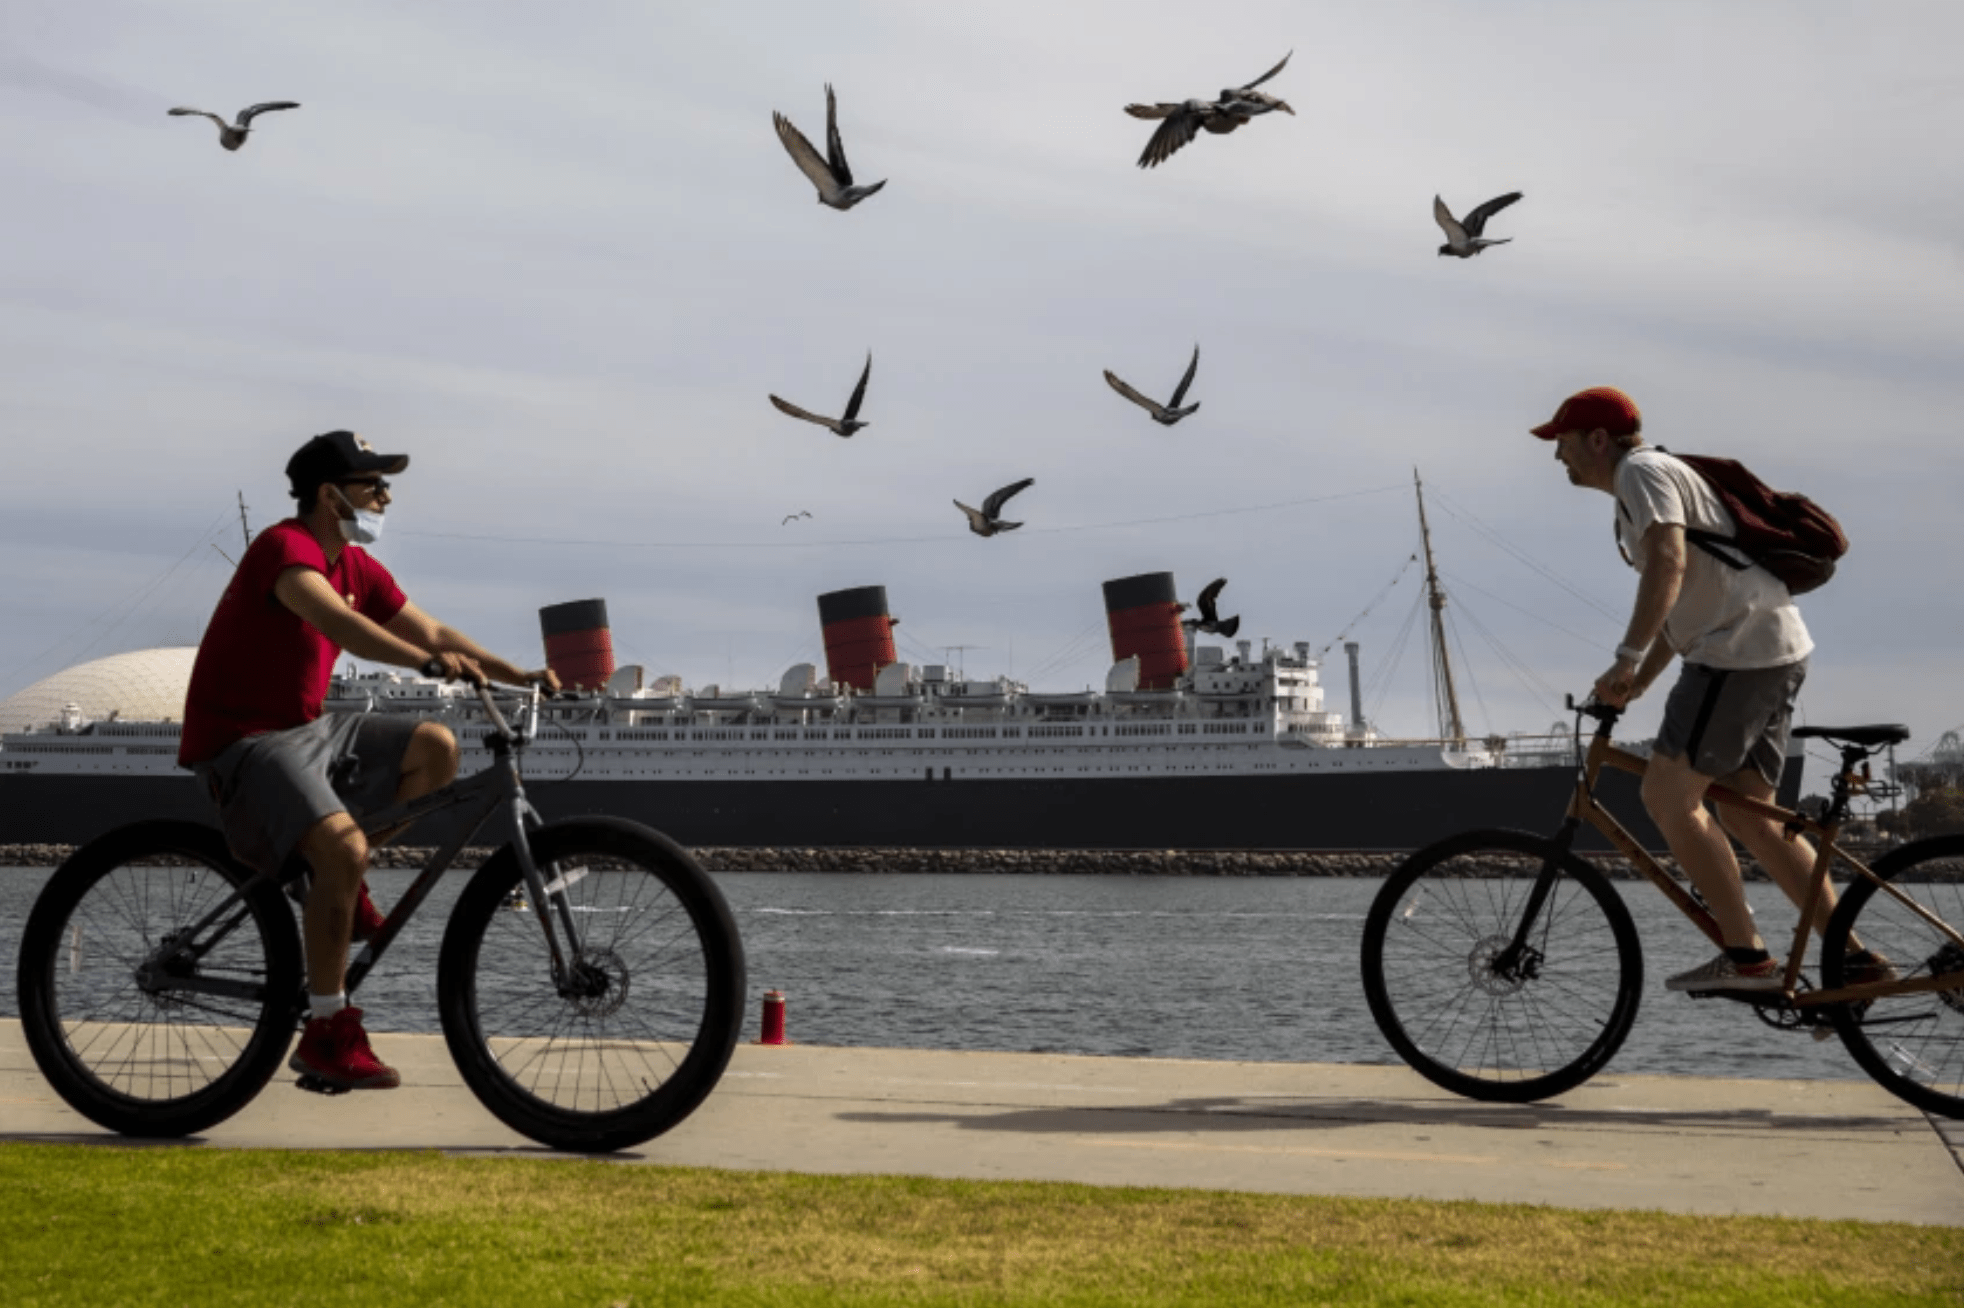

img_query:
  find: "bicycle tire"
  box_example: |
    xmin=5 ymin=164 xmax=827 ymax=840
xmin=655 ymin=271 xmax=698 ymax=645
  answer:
xmin=1821 ymin=833 xmax=1964 ymax=1119
xmin=437 ymin=817 xmax=746 ymax=1153
xmin=1361 ymin=828 xmax=1644 ymax=1102
xmin=15 ymin=821 xmax=302 ymax=1137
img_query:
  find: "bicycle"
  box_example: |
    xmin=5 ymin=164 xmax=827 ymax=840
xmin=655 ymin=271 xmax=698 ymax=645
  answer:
xmin=1360 ymin=697 xmax=1964 ymax=1118
xmin=15 ymin=683 xmax=747 ymax=1152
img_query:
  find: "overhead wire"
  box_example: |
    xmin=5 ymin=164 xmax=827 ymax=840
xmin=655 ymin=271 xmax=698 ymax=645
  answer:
xmin=398 ymin=483 xmax=1407 ymax=551
xmin=1362 ymin=589 xmax=1426 ymax=730
xmin=0 ymin=508 xmax=232 ymax=687
xmin=1430 ymin=488 xmax=1622 ymax=621
xmin=1316 ymin=554 xmax=1419 ymax=658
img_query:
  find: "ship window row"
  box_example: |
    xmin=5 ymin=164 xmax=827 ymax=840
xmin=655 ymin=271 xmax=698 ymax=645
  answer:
xmin=6 ymin=744 xmax=116 ymax=754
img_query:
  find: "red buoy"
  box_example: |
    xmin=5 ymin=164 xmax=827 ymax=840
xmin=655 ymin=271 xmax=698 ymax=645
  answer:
xmin=539 ymin=598 xmax=616 ymax=691
xmin=1102 ymin=572 xmax=1189 ymax=690
xmin=757 ymin=989 xmax=788 ymax=1045
xmin=816 ymin=585 xmax=897 ymax=691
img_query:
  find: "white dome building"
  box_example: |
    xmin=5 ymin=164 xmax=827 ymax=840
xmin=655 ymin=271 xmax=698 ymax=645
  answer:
xmin=0 ymin=647 xmax=198 ymax=735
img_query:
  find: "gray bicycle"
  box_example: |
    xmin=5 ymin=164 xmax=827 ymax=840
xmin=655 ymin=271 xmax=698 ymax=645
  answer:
xmin=16 ymin=684 xmax=746 ymax=1153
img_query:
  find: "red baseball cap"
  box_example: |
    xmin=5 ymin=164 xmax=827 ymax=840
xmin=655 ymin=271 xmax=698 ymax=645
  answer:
xmin=1530 ymin=387 xmax=1641 ymax=440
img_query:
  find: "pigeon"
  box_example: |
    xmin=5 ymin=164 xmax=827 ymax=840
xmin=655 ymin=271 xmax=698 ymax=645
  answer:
xmin=781 ymin=511 xmax=813 ymax=525
xmin=1434 ymin=192 xmax=1522 ymax=258
xmin=954 ymin=478 xmax=1035 ymax=538
xmin=773 ymin=84 xmax=887 ymax=211
xmin=1104 ymin=345 xmax=1201 ymax=426
xmin=1125 ymin=53 xmax=1294 ymax=169
xmin=1182 ymin=578 xmax=1241 ymax=639
xmin=769 ymin=354 xmax=873 ymax=437
xmin=166 ymin=101 xmax=299 ymax=151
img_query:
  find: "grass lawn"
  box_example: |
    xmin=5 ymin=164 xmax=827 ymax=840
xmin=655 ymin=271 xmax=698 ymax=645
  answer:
xmin=2 ymin=1143 xmax=1959 ymax=1306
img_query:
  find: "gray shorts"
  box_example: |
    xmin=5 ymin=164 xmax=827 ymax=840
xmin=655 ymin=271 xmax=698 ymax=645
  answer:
xmin=1653 ymin=658 xmax=1806 ymax=787
xmin=193 ymin=713 xmax=423 ymax=876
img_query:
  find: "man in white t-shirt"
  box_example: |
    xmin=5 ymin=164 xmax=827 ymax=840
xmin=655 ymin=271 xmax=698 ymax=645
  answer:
xmin=1533 ymin=386 xmax=1888 ymax=993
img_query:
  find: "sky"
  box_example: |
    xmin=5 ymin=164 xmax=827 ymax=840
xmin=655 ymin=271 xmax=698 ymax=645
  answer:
xmin=2 ymin=0 xmax=1960 ymax=764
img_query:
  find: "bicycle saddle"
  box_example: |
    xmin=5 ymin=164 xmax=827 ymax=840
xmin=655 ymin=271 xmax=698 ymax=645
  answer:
xmin=1791 ymin=724 xmax=1910 ymax=748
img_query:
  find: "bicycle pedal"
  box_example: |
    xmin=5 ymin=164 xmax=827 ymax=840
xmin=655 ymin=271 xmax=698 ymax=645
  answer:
xmin=294 ymin=1073 xmax=352 ymax=1097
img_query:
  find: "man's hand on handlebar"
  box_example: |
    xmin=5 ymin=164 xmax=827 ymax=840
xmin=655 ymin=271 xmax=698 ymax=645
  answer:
xmin=1592 ymin=658 xmax=1640 ymax=708
xmin=421 ymin=651 xmax=488 ymax=686
xmin=525 ymin=667 xmax=563 ymax=695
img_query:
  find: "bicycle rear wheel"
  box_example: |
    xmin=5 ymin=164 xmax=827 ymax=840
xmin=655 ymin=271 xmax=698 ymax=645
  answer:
xmin=1362 ymin=829 xmax=1643 ymax=1102
xmin=1821 ymin=834 xmax=1964 ymax=1119
xmin=437 ymin=817 xmax=746 ymax=1152
xmin=15 ymin=821 xmax=302 ymax=1137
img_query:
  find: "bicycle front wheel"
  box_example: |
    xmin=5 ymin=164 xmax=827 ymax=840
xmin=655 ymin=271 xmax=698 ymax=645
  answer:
xmin=437 ymin=817 xmax=746 ymax=1153
xmin=15 ymin=821 xmax=302 ymax=1137
xmin=1821 ymin=834 xmax=1964 ymax=1119
xmin=1362 ymin=829 xmax=1643 ymax=1102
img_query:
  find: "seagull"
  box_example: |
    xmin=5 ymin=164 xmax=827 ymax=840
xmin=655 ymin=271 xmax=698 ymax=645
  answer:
xmin=1125 ymin=53 xmax=1294 ymax=169
xmin=773 ymin=84 xmax=887 ymax=211
xmin=166 ymin=101 xmax=300 ymax=151
xmin=769 ymin=354 xmax=873 ymax=437
xmin=781 ymin=511 xmax=813 ymax=525
xmin=954 ymin=479 xmax=1035 ymax=538
xmin=1104 ymin=345 xmax=1201 ymax=426
xmin=1434 ymin=192 xmax=1523 ymax=258
xmin=1182 ymin=578 xmax=1241 ymax=639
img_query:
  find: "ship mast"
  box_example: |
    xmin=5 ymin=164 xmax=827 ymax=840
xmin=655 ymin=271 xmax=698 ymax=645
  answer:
xmin=1413 ymin=469 xmax=1466 ymax=746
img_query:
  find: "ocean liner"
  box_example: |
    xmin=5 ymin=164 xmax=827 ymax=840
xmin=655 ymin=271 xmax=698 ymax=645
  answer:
xmin=0 ymin=558 xmax=1800 ymax=854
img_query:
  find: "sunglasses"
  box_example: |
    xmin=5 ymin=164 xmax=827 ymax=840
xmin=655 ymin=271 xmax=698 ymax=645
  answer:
xmin=336 ymin=477 xmax=391 ymax=495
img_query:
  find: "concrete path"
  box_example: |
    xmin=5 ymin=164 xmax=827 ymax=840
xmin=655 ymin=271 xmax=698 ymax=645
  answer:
xmin=3 ymin=1019 xmax=1959 ymax=1225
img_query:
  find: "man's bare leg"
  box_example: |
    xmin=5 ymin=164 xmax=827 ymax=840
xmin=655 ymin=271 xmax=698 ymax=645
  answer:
xmin=1715 ymin=767 xmax=1836 ymax=940
xmin=367 ymin=722 xmax=460 ymax=850
xmin=1642 ymin=749 xmax=1760 ymax=948
xmin=300 ymin=812 xmax=368 ymax=998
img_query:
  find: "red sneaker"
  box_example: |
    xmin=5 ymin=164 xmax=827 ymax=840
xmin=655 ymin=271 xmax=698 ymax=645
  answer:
xmin=351 ymin=880 xmax=387 ymax=943
xmin=289 ymin=1007 xmax=401 ymax=1090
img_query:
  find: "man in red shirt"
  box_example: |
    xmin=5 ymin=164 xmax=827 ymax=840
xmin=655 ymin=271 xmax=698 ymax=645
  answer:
xmin=181 ymin=431 xmax=558 ymax=1089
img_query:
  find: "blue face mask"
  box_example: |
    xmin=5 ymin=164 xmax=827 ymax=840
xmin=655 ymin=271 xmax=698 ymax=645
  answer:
xmin=331 ymin=486 xmax=385 ymax=546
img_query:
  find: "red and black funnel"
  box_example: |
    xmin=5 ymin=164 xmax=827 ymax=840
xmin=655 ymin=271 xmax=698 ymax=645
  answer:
xmin=1103 ymin=572 xmax=1188 ymax=690
xmin=539 ymin=598 xmax=616 ymax=692
xmin=817 ymin=585 xmax=896 ymax=692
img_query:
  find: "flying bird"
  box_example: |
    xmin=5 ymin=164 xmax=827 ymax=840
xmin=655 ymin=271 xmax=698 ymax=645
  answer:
xmin=1104 ymin=345 xmax=1201 ymax=426
xmin=1124 ymin=53 xmax=1294 ymax=169
xmin=1434 ymin=192 xmax=1522 ymax=258
xmin=955 ymin=478 xmax=1035 ymax=538
xmin=769 ymin=354 xmax=873 ymax=437
xmin=781 ymin=511 xmax=813 ymax=525
xmin=166 ymin=101 xmax=299 ymax=151
xmin=773 ymin=84 xmax=887 ymax=211
xmin=1182 ymin=578 xmax=1241 ymax=639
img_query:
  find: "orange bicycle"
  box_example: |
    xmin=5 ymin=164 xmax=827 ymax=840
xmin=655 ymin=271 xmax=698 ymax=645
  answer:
xmin=1360 ymin=698 xmax=1964 ymax=1117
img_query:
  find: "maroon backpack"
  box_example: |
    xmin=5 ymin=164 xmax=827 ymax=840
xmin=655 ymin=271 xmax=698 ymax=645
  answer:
xmin=1660 ymin=450 xmax=1849 ymax=595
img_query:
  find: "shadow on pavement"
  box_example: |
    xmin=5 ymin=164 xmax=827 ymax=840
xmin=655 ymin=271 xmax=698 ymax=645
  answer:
xmin=835 ymin=1095 xmax=1916 ymax=1137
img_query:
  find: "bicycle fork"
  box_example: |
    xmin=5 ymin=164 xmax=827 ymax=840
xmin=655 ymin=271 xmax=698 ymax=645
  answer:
xmin=502 ymin=792 xmax=598 ymax=1000
xmin=1488 ymin=819 xmax=1581 ymax=982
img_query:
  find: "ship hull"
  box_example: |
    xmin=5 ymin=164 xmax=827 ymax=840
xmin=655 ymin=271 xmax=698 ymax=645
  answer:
xmin=0 ymin=761 xmax=1800 ymax=854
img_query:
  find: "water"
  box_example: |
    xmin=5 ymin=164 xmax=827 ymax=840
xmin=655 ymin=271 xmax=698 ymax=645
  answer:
xmin=0 ymin=867 xmax=1866 ymax=1082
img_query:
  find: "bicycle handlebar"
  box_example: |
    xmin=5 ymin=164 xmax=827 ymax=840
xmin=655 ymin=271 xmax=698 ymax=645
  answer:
xmin=1566 ymin=693 xmax=1624 ymax=737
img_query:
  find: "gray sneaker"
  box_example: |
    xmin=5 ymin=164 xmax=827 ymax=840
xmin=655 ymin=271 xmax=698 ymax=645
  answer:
xmin=1666 ymin=952 xmax=1782 ymax=993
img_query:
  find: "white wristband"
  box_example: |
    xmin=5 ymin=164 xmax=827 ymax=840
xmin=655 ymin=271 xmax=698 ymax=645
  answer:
xmin=1615 ymin=643 xmax=1648 ymax=665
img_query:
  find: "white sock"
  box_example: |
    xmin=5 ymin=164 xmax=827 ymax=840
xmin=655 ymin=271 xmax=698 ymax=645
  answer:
xmin=309 ymin=992 xmax=347 ymax=1022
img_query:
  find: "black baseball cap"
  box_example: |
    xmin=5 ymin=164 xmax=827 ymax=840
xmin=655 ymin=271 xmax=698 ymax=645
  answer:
xmin=285 ymin=430 xmax=409 ymax=497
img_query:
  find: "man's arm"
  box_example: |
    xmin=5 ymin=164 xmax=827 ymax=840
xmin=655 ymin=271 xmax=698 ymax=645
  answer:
xmin=385 ymin=601 xmax=559 ymax=690
xmin=274 ymin=567 xmax=437 ymax=671
xmin=1594 ymin=522 xmax=1686 ymax=706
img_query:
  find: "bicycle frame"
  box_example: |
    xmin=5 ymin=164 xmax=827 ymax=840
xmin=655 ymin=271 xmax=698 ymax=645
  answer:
xmin=146 ymin=685 xmax=587 ymax=1008
xmin=1503 ymin=704 xmax=1964 ymax=1011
